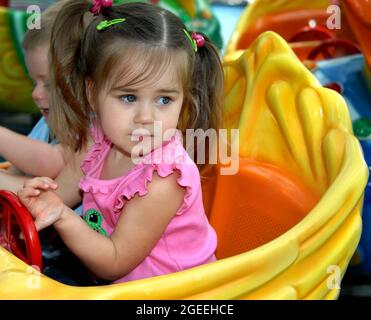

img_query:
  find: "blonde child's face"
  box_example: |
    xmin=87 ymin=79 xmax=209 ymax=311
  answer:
xmin=95 ymin=63 xmax=184 ymax=158
xmin=25 ymin=45 xmax=49 ymax=119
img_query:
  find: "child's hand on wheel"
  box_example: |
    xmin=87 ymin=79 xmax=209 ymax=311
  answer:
xmin=18 ymin=177 xmax=66 ymax=231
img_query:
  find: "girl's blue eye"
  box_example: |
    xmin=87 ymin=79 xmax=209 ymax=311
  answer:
xmin=121 ymin=95 xmax=136 ymax=103
xmin=158 ymin=96 xmax=171 ymax=105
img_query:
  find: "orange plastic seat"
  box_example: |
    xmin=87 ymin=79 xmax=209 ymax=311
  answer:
xmin=203 ymin=159 xmax=319 ymax=259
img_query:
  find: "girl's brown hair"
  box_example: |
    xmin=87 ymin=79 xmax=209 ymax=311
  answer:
xmin=48 ymin=1 xmax=224 ymax=158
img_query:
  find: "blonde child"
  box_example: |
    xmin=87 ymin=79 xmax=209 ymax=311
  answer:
xmin=0 ymin=0 xmax=70 ymax=192
xmin=19 ymin=0 xmax=223 ymax=283
xmin=0 ymin=1 xmax=90 ymax=285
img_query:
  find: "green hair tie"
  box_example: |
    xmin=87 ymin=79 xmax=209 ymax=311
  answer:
xmin=97 ymin=18 xmax=126 ymax=31
xmin=183 ymin=29 xmax=197 ymax=53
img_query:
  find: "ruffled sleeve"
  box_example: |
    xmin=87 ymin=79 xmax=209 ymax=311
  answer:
xmin=81 ymin=122 xmax=111 ymax=175
xmin=113 ymin=135 xmax=199 ymax=216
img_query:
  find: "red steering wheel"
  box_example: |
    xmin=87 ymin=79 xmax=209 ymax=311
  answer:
xmin=289 ymin=25 xmax=334 ymax=42
xmin=307 ymin=38 xmax=361 ymax=60
xmin=0 ymin=190 xmax=42 ymax=271
xmin=324 ymin=82 xmax=343 ymax=94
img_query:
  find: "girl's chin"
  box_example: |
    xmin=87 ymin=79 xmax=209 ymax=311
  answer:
xmin=120 ymin=139 xmax=164 ymax=159
xmin=40 ymin=110 xmax=49 ymax=118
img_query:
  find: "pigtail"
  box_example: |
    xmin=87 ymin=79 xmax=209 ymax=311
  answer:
xmin=188 ymin=33 xmax=223 ymax=133
xmin=48 ymin=0 xmax=92 ymax=151
xmin=184 ymin=33 xmax=224 ymax=173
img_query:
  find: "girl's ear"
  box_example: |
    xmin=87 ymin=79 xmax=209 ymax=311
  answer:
xmin=85 ymin=77 xmax=96 ymax=111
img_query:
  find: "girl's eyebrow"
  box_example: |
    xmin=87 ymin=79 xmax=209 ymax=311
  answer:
xmin=112 ymin=87 xmax=181 ymax=95
xmin=112 ymin=86 xmax=138 ymax=92
xmin=155 ymin=89 xmax=181 ymax=95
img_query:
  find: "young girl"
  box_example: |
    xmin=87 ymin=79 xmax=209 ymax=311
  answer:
xmin=18 ymin=0 xmax=223 ymax=283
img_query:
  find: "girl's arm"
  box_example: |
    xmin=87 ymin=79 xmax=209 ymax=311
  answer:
xmin=0 ymin=144 xmax=81 ymax=194
xmin=17 ymin=140 xmax=88 ymax=220
xmin=0 ymin=126 xmax=65 ymax=177
xmin=51 ymin=143 xmax=90 ymax=208
xmin=0 ymin=169 xmax=30 ymax=193
xmin=19 ymin=172 xmax=185 ymax=281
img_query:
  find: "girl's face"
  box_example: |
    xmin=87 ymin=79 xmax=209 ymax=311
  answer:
xmin=25 ymin=45 xmax=50 ymax=119
xmin=95 ymin=62 xmax=184 ymax=158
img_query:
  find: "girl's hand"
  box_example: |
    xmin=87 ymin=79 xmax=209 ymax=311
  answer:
xmin=17 ymin=177 xmax=66 ymax=231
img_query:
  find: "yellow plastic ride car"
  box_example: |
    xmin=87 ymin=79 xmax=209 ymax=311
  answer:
xmin=0 ymin=31 xmax=367 ymax=299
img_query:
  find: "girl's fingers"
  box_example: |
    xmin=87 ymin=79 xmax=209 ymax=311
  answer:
xmin=36 ymin=177 xmax=58 ymax=190
xmin=39 ymin=177 xmax=58 ymax=189
xmin=18 ymin=186 xmax=40 ymax=200
xmin=24 ymin=177 xmax=58 ymax=190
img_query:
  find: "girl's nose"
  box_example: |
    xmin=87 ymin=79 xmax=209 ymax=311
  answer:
xmin=32 ymin=83 xmax=46 ymax=103
xmin=134 ymin=103 xmax=154 ymax=124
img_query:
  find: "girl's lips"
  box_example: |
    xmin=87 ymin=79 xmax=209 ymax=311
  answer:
xmin=40 ymin=108 xmax=49 ymax=117
xmin=130 ymin=134 xmax=154 ymax=142
xmin=132 ymin=135 xmax=153 ymax=140
xmin=130 ymin=132 xmax=154 ymax=137
xmin=132 ymin=134 xmax=154 ymax=136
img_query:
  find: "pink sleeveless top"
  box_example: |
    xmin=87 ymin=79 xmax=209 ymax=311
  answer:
xmin=79 ymin=125 xmax=217 ymax=283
